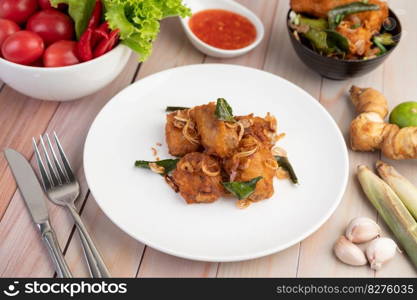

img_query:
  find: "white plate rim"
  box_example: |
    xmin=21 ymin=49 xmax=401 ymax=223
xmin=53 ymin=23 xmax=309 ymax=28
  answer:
xmin=84 ymin=64 xmax=349 ymax=262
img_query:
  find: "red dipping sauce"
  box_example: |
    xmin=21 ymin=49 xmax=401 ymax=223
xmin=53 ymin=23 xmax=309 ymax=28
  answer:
xmin=189 ymin=9 xmax=257 ymax=50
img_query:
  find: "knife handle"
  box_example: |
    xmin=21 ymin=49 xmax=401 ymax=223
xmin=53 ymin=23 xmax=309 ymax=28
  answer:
xmin=39 ymin=221 xmax=72 ymax=278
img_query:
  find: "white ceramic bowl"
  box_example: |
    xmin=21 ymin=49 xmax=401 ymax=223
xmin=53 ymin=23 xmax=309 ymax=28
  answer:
xmin=0 ymin=44 xmax=132 ymax=101
xmin=181 ymin=0 xmax=264 ymax=58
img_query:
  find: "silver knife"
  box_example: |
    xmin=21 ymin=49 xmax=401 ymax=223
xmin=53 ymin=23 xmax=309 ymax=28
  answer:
xmin=5 ymin=149 xmax=72 ymax=278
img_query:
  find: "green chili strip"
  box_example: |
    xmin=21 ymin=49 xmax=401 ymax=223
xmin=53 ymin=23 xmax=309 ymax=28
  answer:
xmin=328 ymin=2 xmax=380 ymax=29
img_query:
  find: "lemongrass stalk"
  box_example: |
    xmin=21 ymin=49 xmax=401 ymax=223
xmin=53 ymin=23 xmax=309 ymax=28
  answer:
xmin=357 ymin=165 xmax=417 ymax=268
xmin=376 ymin=161 xmax=417 ymax=220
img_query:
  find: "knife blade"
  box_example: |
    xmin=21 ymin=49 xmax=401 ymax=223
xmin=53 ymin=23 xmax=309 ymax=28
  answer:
xmin=4 ymin=148 xmax=72 ymax=278
xmin=4 ymin=148 xmax=48 ymax=224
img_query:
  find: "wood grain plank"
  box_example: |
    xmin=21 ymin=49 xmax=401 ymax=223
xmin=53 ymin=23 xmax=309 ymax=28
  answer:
xmin=0 ymin=54 xmax=140 ymax=277
xmin=375 ymin=0 xmax=417 ymax=277
xmin=65 ymin=194 xmax=144 ymax=277
xmin=138 ymin=250 xmax=217 ymax=278
xmin=0 ymin=90 xmax=59 ymax=220
xmin=297 ymin=72 xmax=383 ymax=277
xmin=217 ymin=0 xmax=322 ymax=278
xmin=297 ymin=0 xmax=416 ymax=277
xmin=218 ymin=246 xmax=299 ymax=277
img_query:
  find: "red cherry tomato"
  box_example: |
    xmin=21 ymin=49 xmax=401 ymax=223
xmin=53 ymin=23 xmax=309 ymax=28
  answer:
xmin=0 ymin=18 xmax=19 ymax=48
xmin=38 ymin=0 xmax=66 ymax=11
xmin=38 ymin=0 xmax=52 ymax=9
xmin=31 ymin=57 xmax=43 ymax=67
xmin=0 ymin=0 xmax=38 ymax=24
xmin=27 ymin=9 xmax=74 ymax=45
xmin=2 ymin=30 xmax=44 ymax=65
xmin=43 ymin=40 xmax=79 ymax=67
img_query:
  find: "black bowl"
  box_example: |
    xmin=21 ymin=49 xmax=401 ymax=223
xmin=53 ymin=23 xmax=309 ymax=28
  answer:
xmin=287 ymin=9 xmax=401 ymax=80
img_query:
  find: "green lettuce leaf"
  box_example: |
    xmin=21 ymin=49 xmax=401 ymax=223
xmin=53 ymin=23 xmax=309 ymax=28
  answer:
xmin=103 ymin=0 xmax=191 ymax=61
xmin=51 ymin=0 xmax=96 ymax=39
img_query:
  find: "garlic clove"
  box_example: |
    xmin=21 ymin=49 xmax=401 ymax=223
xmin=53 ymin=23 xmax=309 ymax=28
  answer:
xmin=334 ymin=236 xmax=367 ymax=266
xmin=366 ymin=237 xmax=398 ymax=270
xmin=345 ymin=217 xmax=381 ymax=243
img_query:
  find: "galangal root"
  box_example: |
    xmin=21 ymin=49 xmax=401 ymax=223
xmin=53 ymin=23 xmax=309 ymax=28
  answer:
xmin=349 ymin=86 xmax=417 ymax=160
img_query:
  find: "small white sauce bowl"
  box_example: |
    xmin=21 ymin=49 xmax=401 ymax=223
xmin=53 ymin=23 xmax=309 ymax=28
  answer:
xmin=0 ymin=44 xmax=132 ymax=101
xmin=181 ymin=0 xmax=264 ymax=58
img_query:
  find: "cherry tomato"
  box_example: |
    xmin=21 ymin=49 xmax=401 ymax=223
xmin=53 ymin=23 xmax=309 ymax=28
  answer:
xmin=2 ymin=30 xmax=44 ymax=64
xmin=0 ymin=18 xmax=19 ymax=48
xmin=31 ymin=57 xmax=43 ymax=66
xmin=27 ymin=9 xmax=74 ymax=45
xmin=43 ymin=40 xmax=79 ymax=67
xmin=0 ymin=0 xmax=38 ymax=24
xmin=38 ymin=0 xmax=66 ymax=11
xmin=38 ymin=0 xmax=52 ymax=9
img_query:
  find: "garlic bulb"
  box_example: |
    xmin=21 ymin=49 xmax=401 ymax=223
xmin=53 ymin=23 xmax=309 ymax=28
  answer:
xmin=334 ymin=236 xmax=367 ymax=266
xmin=345 ymin=217 xmax=381 ymax=243
xmin=366 ymin=237 xmax=397 ymax=270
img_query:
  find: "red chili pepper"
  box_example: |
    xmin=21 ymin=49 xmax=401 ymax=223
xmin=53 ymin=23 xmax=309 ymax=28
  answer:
xmin=88 ymin=0 xmax=102 ymax=29
xmin=96 ymin=21 xmax=109 ymax=34
xmin=93 ymin=29 xmax=120 ymax=58
xmin=92 ymin=21 xmax=109 ymax=44
xmin=92 ymin=31 xmax=108 ymax=48
xmin=77 ymin=28 xmax=94 ymax=62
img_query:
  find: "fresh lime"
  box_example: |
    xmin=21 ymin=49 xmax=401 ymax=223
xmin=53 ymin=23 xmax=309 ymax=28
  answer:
xmin=389 ymin=101 xmax=417 ymax=128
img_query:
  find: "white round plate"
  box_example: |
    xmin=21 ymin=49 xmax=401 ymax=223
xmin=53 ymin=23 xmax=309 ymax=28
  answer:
xmin=84 ymin=64 xmax=348 ymax=262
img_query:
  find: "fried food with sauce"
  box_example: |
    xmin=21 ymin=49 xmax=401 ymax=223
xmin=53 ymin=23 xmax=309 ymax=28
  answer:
xmin=336 ymin=21 xmax=373 ymax=57
xmin=223 ymin=136 xmax=276 ymax=202
xmin=172 ymin=152 xmax=224 ymax=204
xmin=236 ymin=113 xmax=278 ymax=149
xmin=290 ymin=0 xmax=389 ymax=57
xmin=290 ymin=0 xmax=387 ymax=24
xmin=148 ymin=99 xmax=295 ymax=208
xmin=193 ymin=102 xmax=239 ymax=158
xmin=166 ymin=110 xmax=201 ymax=156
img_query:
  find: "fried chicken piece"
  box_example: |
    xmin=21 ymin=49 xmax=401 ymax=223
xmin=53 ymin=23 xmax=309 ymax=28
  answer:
xmin=223 ymin=136 xmax=275 ymax=202
xmin=291 ymin=0 xmax=388 ymax=57
xmin=291 ymin=0 xmax=352 ymax=17
xmin=236 ymin=113 xmax=277 ymax=149
xmin=336 ymin=22 xmax=373 ymax=57
xmin=172 ymin=152 xmax=224 ymax=204
xmin=192 ymin=102 xmax=239 ymax=158
xmin=343 ymin=3 xmax=388 ymax=34
xmin=165 ymin=110 xmax=201 ymax=157
xmin=337 ymin=3 xmax=388 ymax=57
xmin=290 ymin=0 xmax=387 ymax=23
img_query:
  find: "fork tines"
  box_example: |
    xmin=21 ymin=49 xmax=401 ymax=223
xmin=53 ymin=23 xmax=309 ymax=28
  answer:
xmin=32 ymin=132 xmax=75 ymax=190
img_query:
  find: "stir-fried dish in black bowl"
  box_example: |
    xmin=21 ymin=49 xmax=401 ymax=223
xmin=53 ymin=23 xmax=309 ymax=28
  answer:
xmin=287 ymin=0 xmax=401 ymax=80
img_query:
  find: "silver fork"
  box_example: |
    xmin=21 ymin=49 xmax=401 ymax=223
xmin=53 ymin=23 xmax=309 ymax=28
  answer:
xmin=33 ymin=132 xmax=110 ymax=278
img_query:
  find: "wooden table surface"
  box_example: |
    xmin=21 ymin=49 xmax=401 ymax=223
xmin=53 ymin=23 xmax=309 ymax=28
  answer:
xmin=1 ymin=0 xmax=416 ymax=278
